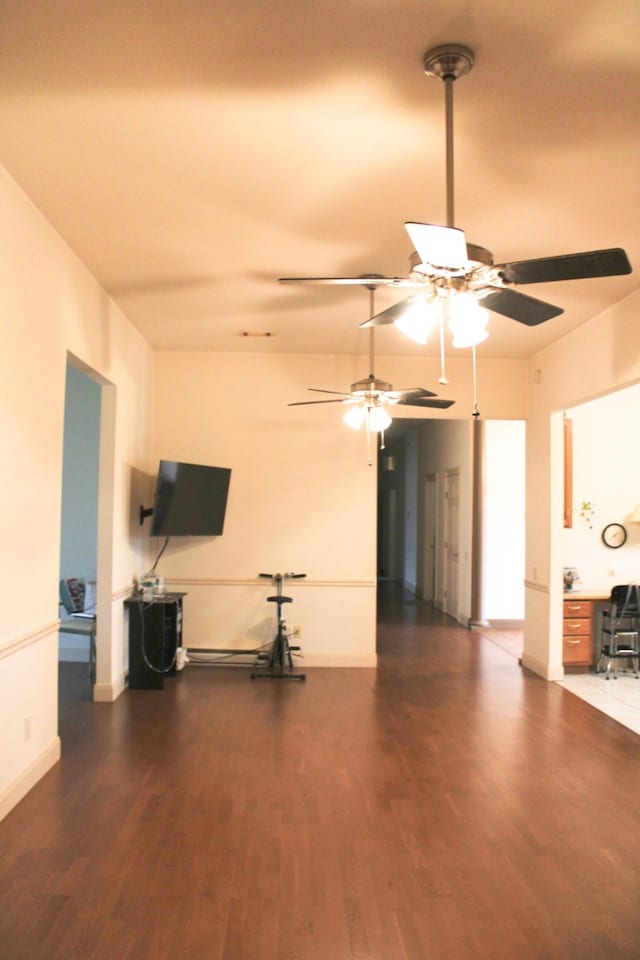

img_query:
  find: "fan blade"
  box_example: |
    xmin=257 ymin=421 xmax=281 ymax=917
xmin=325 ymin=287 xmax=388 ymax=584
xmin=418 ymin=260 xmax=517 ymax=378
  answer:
xmin=288 ymin=399 xmax=347 ymax=407
xmin=386 ymin=387 xmax=438 ymax=400
xmin=307 ymin=388 xmax=352 ymax=397
xmin=480 ymin=287 xmax=563 ymax=326
xmin=278 ymin=276 xmax=420 ymax=288
xmin=397 ymin=397 xmax=455 ymax=409
xmin=498 ymin=248 xmax=632 ymax=285
xmin=405 ymin=222 xmax=468 ymax=270
xmin=366 ymin=286 xmax=561 ymax=327
xmin=361 ymin=298 xmax=414 ymax=327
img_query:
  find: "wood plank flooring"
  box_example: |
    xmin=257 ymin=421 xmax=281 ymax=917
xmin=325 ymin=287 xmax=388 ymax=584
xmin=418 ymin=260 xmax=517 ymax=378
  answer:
xmin=1 ymin=582 xmax=639 ymax=959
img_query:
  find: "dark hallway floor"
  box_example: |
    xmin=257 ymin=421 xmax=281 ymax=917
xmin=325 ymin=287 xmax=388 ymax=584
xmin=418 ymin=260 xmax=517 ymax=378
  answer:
xmin=1 ymin=583 xmax=639 ymax=959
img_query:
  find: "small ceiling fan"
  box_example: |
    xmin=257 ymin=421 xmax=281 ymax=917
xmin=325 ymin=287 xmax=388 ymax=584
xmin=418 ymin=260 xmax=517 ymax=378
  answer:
xmin=288 ymin=283 xmax=454 ymax=461
xmin=279 ymin=44 xmax=632 ymax=340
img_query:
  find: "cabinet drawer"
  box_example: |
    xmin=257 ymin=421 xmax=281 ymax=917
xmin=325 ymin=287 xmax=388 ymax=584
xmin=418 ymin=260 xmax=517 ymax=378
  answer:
xmin=563 ymin=634 xmax=592 ymax=665
xmin=564 ymin=619 xmax=592 ymax=636
xmin=563 ymin=600 xmax=593 ymax=618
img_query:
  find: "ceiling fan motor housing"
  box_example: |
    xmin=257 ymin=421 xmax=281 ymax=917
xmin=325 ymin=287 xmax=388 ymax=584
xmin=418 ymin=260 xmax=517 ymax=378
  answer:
xmin=351 ymin=376 xmax=393 ymax=396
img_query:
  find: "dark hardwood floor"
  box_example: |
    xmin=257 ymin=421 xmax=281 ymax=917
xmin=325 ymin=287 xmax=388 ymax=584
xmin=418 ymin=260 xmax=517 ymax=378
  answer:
xmin=1 ymin=583 xmax=639 ymax=959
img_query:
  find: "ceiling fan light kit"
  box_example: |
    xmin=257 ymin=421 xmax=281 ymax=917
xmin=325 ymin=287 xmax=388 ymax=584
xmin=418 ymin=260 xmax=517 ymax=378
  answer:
xmin=343 ymin=401 xmax=391 ymax=434
xmin=279 ymin=42 xmax=631 ymax=436
xmin=286 ymin=285 xmax=454 ymax=462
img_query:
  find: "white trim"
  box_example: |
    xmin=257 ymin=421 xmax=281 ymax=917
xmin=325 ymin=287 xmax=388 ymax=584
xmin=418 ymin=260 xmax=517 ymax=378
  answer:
xmin=521 ymin=651 xmax=564 ymax=681
xmin=93 ymin=671 xmax=127 ymax=703
xmin=0 ymin=622 xmax=58 ymax=660
xmin=165 ymin=577 xmax=376 ymax=589
xmin=0 ymin=738 xmax=60 ymax=823
xmin=295 ymin=655 xmax=378 ymax=668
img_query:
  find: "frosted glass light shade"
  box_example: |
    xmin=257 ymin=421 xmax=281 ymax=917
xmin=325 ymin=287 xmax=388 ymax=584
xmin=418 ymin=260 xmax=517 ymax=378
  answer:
xmin=448 ymin=293 xmax=489 ymax=348
xmin=367 ymin=404 xmax=392 ymax=432
xmin=394 ymin=297 xmax=439 ymax=345
xmin=343 ymin=402 xmax=391 ymax=432
xmin=342 ymin=404 xmax=366 ymax=430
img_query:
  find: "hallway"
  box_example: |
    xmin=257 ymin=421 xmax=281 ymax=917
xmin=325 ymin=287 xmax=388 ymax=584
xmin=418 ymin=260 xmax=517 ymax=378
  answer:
xmin=1 ymin=585 xmax=639 ymax=959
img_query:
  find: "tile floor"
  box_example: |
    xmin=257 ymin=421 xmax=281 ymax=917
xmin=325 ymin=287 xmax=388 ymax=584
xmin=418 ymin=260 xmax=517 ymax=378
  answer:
xmin=557 ymin=669 xmax=640 ymax=736
xmin=479 ymin=626 xmax=640 ymax=736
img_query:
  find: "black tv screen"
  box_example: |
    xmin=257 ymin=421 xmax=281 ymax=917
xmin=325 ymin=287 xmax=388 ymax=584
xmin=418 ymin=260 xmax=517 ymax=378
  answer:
xmin=150 ymin=460 xmax=231 ymax=537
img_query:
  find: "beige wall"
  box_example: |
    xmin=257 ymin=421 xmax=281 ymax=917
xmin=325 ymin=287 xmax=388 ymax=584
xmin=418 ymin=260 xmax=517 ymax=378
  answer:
xmin=563 ymin=384 xmax=640 ymax=588
xmin=0 ymin=166 xmax=153 ymax=819
xmin=149 ymin=351 xmax=379 ymax=665
xmin=524 ymin=288 xmax=640 ymax=679
xmin=148 ymin=350 xmax=528 ymax=663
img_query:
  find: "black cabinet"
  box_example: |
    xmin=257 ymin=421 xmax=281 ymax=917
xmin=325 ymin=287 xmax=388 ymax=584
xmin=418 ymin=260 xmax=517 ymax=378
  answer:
xmin=125 ymin=593 xmax=186 ymax=689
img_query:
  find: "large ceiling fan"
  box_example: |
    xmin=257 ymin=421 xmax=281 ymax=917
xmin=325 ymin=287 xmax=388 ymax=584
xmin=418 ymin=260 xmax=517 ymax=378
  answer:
xmin=288 ymin=283 xmax=454 ymax=461
xmin=279 ymin=44 xmax=632 ymax=349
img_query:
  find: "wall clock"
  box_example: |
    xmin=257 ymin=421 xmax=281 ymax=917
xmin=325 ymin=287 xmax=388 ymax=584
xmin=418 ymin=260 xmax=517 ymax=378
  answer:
xmin=601 ymin=523 xmax=627 ymax=548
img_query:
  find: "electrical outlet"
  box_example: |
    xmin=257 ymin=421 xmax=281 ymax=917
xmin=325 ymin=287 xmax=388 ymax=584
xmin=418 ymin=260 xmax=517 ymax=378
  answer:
xmin=23 ymin=717 xmax=31 ymax=742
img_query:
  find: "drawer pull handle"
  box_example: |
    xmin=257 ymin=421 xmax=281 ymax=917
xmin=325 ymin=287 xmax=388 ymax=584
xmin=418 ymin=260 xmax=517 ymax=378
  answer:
xmin=567 ymin=605 xmax=583 ymax=611
xmin=567 ymin=639 xmax=581 ymax=645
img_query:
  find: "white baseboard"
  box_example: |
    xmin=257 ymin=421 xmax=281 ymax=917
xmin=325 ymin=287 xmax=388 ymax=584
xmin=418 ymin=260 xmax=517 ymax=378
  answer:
xmin=0 ymin=738 xmax=61 ymax=823
xmin=93 ymin=671 xmax=126 ymax=702
xmin=521 ymin=651 xmax=564 ymax=681
xmin=298 ymin=654 xmax=378 ymax=668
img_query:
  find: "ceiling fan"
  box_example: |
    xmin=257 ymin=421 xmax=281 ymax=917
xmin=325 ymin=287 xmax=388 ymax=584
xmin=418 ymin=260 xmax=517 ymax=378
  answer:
xmin=288 ymin=283 xmax=454 ymax=461
xmin=279 ymin=44 xmax=632 ymax=347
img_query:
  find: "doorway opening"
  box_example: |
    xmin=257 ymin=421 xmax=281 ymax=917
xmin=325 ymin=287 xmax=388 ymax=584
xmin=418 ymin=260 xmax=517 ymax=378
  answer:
xmin=376 ymin=418 xmax=525 ymax=642
xmin=59 ymin=364 xmax=100 ymax=698
xmin=58 ymin=357 xmax=116 ymax=705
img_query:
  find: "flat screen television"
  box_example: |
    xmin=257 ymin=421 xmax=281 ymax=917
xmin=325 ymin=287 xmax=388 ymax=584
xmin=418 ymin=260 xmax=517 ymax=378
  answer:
xmin=150 ymin=460 xmax=231 ymax=537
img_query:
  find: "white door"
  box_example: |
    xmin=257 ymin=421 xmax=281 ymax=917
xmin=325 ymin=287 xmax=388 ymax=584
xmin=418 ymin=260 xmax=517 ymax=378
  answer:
xmin=444 ymin=468 xmax=460 ymax=620
xmin=422 ymin=474 xmax=437 ymax=602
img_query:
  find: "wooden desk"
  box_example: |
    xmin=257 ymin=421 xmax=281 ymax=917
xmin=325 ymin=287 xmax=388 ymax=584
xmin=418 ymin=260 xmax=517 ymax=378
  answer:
xmin=562 ymin=591 xmax=608 ymax=667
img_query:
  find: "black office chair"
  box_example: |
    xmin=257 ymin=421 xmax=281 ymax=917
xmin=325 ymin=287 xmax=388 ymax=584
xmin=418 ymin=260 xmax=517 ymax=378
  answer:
xmin=598 ymin=583 xmax=640 ymax=679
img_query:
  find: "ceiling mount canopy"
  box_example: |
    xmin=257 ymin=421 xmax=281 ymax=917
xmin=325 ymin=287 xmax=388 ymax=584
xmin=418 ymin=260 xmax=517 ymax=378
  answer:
xmin=423 ymin=43 xmax=474 ymax=81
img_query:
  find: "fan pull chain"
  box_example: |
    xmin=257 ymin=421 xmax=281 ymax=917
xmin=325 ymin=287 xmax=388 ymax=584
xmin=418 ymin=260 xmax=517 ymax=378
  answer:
xmin=365 ymin=416 xmax=373 ymax=466
xmin=472 ymin=343 xmax=480 ymax=419
xmin=438 ymin=302 xmax=448 ymax=385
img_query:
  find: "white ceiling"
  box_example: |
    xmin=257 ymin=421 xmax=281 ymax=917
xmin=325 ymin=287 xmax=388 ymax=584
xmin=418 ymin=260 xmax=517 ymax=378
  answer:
xmin=1 ymin=0 xmax=638 ymax=360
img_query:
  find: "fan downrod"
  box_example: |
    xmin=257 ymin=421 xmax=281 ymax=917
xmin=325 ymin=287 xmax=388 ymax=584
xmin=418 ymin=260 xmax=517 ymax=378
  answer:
xmin=423 ymin=43 xmax=474 ymax=81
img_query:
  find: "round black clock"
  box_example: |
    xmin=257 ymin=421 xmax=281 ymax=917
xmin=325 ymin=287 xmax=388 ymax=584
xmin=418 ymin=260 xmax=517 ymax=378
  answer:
xmin=602 ymin=523 xmax=627 ymax=548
